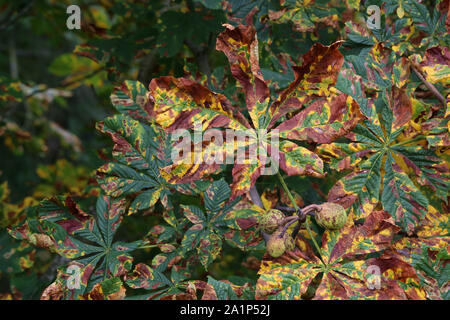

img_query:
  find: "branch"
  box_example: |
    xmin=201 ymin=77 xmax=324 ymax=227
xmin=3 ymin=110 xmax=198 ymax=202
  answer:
xmin=249 ymin=185 xmax=264 ymax=209
xmin=8 ymin=35 xmax=18 ymax=79
xmin=411 ymin=64 xmax=446 ymax=106
xmin=25 ymin=67 xmax=104 ymax=99
xmin=60 ymin=67 xmax=104 ymax=88
xmin=137 ymin=50 xmax=158 ymax=87
xmin=0 ymin=1 xmax=36 ymax=32
xmin=302 ymin=204 xmax=321 ymax=215
xmin=276 ymin=172 xmax=324 ymax=261
xmin=275 ymin=205 xmax=296 ymax=213
xmin=249 ymin=185 xmax=271 ymax=242
xmin=184 ymin=38 xmax=212 ymax=80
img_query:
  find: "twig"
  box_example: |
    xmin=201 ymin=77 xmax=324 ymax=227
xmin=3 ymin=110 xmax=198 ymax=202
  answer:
xmin=249 ymin=185 xmax=270 ymax=243
xmin=60 ymin=67 xmax=104 ymax=88
xmin=0 ymin=1 xmax=36 ymax=32
xmin=275 ymin=205 xmax=296 ymax=213
xmin=291 ymin=207 xmax=308 ymax=238
xmin=184 ymin=38 xmax=212 ymax=82
xmin=302 ymin=204 xmax=321 ymax=215
xmin=280 ymin=216 xmax=300 ymax=238
xmin=8 ymin=35 xmax=18 ymax=79
xmin=276 ymin=172 xmax=324 ymax=262
xmin=25 ymin=67 xmax=104 ymax=99
xmin=281 ymin=215 xmax=299 ymax=226
xmin=411 ymin=64 xmax=446 ymax=106
xmin=277 ymin=204 xmax=319 ymax=216
xmin=249 ymin=185 xmax=264 ymax=209
xmin=261 ymin=231 xmax=271 ymax=242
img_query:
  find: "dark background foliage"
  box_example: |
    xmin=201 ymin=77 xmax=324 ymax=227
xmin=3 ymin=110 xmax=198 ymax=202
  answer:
xmin=0 ymin=0 xmax=447 ymax=299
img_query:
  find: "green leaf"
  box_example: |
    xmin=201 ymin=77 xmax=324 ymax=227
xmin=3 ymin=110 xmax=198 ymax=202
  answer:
xmin=256 ymin=210 xmax=417 ymax=300
xmin=207 ymin=276 xmax=238 ymax=300
xmin=321 ymin=43 xmax=448 ymax=232
xmin=204 ymin=179 xmax=231 ymax=213
xmin=382 ymin=152 xmax=428 ymax=231
xmin=96 ymin=114 xmax=171 ymax=213
xmin=9 ymin=195 xmax=140 ymax=298
xmin=110 ymin=80 xmax=153 ymax=122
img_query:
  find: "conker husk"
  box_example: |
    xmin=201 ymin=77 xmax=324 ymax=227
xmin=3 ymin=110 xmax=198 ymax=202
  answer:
xmin=266 ymin=229 xmax=295 ymax=258
xmin=260 ymin=209 xmax=285 ymax=234
xmin=314 ymin=202 xmax=347 ymax=230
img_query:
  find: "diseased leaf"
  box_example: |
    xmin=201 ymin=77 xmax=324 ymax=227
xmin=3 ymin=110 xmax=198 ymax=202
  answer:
xmin=320 ymin=42 xmax=449 ymax=233
xmin=96 ymin=114 xmax=173 ymax=213
xmin=275 ymin=93 xmax=364 ymax=144
xmin=9 ymin=195 xmax=141 ymax=299
xmin=216 ymin=23 xmax=270 ymax=129
xmin=151 ymin=25 xmax=363 ymax=199
xmin=0 ymin=76 xmax=23 ymax=102
xmin=256 ymin=209 xmax=422 ymax=300
xmin=150 ymin=76 xmax=250 ymax=132
xmin=269 ymin=41 xmax=346 ymax=125
xmin=110 ymin=80 xmax=154 ymax=122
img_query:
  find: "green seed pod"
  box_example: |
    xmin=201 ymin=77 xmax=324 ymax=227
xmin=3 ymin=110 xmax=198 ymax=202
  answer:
xmin=266 ymin=230 xmax=287 ymax=258
xmin=260 ymin=209 xmax=285 ymax=234
xmin=284 ymin=234 xmax=295 ymax=251
xmin=314 ymin=202 xmax=347 ymax=230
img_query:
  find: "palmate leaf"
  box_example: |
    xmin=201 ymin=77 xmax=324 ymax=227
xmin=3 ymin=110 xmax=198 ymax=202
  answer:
xmin=203 ymin=276 xmax=254 ymax=300
xmin=220 ymin=27 xmax=363 ymax=188
xmin=256 ymin=209 xmax=426 ymax=300
xmin=384 ymin=206 xmax=450 ymax=299
xmin=268 ymin=0 xmax=358 ymax=33
xmin=126 ymin=270 xmax=252 ymax=300
xmin=98 ymin=80 xmax=172 ymax=213
xmin=97 ymin=81 xmax=170 ymax=214
xmin=0 ymin=231 xmax=35 ymax=275
xmin=410 ymin=246 xmax=450 ymax=300
xmin=0 ymin=75 xmax=23 ymax=102
xmin=148 ymin=75 xmax=255 ymax=198
xmin=150 ymin=22 xmax=363 ymax=199
xmin=8 ymin=195 xmax=141 ymax=299
xmin=345 ymin=1 xmax=449 ymax=56
xmin=109 ymin=80 xmax=154 ymax=122
xmin=100 ymin=80 xmax=221 ymax=213
xmin=320 ymin=43 xmax=450 ymax=233
xmin=179 ymin=179 xmax=261 ymax=268
xmin=96 ymin=114 xmax=172 ymax=213
xmin=410 ymin=45 xmax=450 ymax=86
